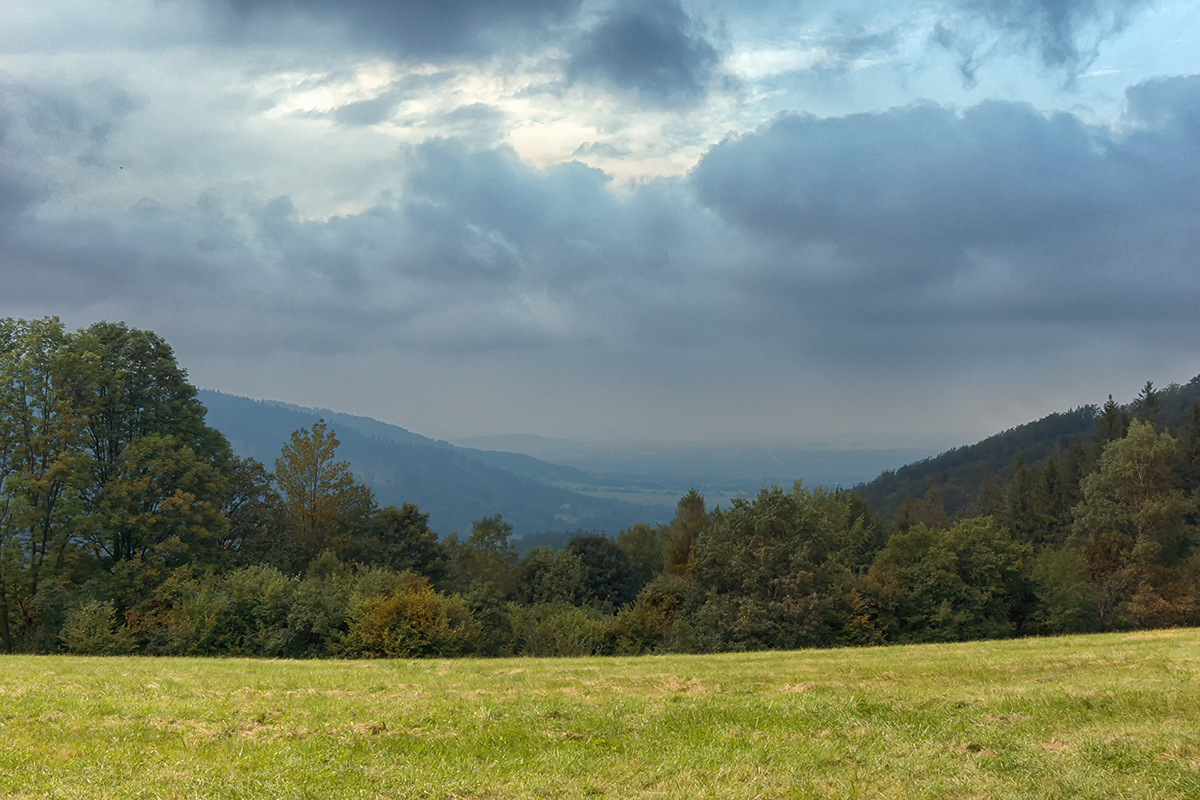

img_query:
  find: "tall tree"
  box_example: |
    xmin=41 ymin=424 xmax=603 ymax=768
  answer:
xmin=1031 ymin=453 xmax=1067 ymax=545
xmin=1071 ymin=420 xmax=1197 ymax=629
xmin=0 ymin=318 xmax=88 ymax=649
xmin=68 ymin=322 xmax=232 ymax=572
xmin=1133 ymin=380 xmax=1162 ymax=430
xmin=1006 ymin=452 xmax=1036 ymax=542
xmin=449 ymin=514 xmax=519 ymax=596
xmin=274 ymin=420 xmax=373 ymax=565
xmin=683 ymin=484 xmax=854 ymax=651
xmin=219 ymin=456 xmax=286 ymax=567
xmin=566 ymin=532 xmax=638 ymax=611
xmin=355 ymin=503 xmax=447 ymax=586
xmin=1095 ymin=394 xmax=1129 ymax=451
xmin=615 ymin=522 xmax=667 ymax=590
xmin=664 ymin=489 xmax=708 ymax=577
xmin=1178 ymin=402 xmax=1200 ymax=492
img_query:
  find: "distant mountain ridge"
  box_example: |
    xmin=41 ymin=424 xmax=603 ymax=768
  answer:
xmin=198 ymin=390 xmax=665 ymax=538
xmin=853 ymin=375 xmax=1200 ymax=519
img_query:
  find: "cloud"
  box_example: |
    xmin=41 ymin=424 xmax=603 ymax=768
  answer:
xmin=936 ymin=0 xmax=1152 ymax=81
xmin=1124 ymin=73 xmax=1200 ymax=134
xmin=209 ymin=0 xmax=584 ymax=57
xmin=567 ymin=0 xmax=720 ymax=104
xmin=688 ymin=77 xmax=1200 ymax=357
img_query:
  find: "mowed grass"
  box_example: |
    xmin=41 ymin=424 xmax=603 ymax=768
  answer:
xmin=2 ymin=631 xmax=1199 ymax=799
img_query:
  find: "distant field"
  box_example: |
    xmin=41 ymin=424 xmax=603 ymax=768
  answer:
xmin=2 ymin=631 xmax=1198 ymax=799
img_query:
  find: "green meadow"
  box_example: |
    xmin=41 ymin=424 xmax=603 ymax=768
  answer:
xmin=2 ymin=630 xmax=1198 ymax=799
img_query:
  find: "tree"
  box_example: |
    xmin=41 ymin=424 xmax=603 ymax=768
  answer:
xmin=66 ymin=322 xmax=232 ymax=579
xmin=566 ymin=532 xmax=638 ymax=611
xmin=895 ymin=479 xmax=949 ymax=534
xmin=869 ymin=517 xmax=1027 ymax=643
xmin=1095 ymin=395 xmax=1129 ymax=451
xmin=1177 ymin=402 xmax=1200 ymax=492
xmin=664 ymin=489 xmax=708 ymax=577
xmin=682 ymin=484 xmax=855 ymax=651
xmin=516 ymin=547 xmax=585 ymax=606
xmin=274 ymin=420 xmax=374 ymax=566
xmin=219 ymin=456 xmax=286 ymax=567
xmin=1070 ymin=419 xmax=1197 ymax=629
xmin=1031 ymin=453 xmax=1067 ymax=545
xmin=449 ymin=514 xmax=518 ymax=596
xmin=1006 ymin=452 xmax=1036 ymax=542
xmin=1133 ymin=380 xmax=1162 ymax=429
xmin=354 ymin=503 xmax=448 ymax=586
xmin=616 ymin=522 xmax=667 ymax=589
xmin=93 ymin=433 xmax=227 ymax=570
xmin=0 ymin=318 xmax=88 ymax=651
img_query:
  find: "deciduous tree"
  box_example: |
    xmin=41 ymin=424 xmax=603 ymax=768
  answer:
xmin=274 ymin=420 xmax=374 ymax=565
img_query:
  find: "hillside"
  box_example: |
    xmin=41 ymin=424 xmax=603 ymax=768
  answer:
xmin=854 ymin=375 xmax=1200 ymax=519
xmin=198 ymin=391 xmax=666 ymax=537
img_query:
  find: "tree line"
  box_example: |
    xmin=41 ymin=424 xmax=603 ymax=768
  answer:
xmin=3 ymin=317 xmax=1198 ymax=657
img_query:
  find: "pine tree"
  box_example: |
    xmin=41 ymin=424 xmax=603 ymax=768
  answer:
xmin=1032 ymin=454 xmax=1065 ymax=545
xmin=1134 ymin=380 xmax=1162 ymax=430
xmin=1006 ymin=451 xmax=1036 ymax=542
xmin=1095 ymin=395 xmax=1129 ymax=451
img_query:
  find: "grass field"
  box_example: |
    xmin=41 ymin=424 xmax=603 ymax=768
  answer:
xmin=1 ymin=630 xmax=1198 ymax=799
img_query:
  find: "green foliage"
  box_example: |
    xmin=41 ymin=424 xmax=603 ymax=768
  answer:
xmin=509 ymin=602 xmax=615 ymax=657
xmin=274 ymin=420 xmax=375 ymax=566
xmin=348 ymin=502 xmax=448 ymax=585
xmin=516 ymin=546 xmax=585 ymax=606
xmin=616 ymin=574 xmax=687 ymax=652
xmin=449 ymin=513 xmax=519 ymax=596
xmin=679 ymin=484 xmax=863 ymax=652
xmin=220 ymin=456 xmax=287 ymax=568
xmin=565 ymin=532 xmax=638 ymax=611
xmin=338 ymin=571 xmax=479 ymax=658
xmin=1134 ymin=380 xmax=1163 ymax=428
xmin=869 ymin=517 xmax=1028 ymax=643
xmin=1071 ymin=419 xmax=1199 ymax=629
xmin=614 ymin=521 xmax=666 ymax=588
xmin=59 ymin=600 xmax=135 ymax=655
xmin=1025 ymin=546 xmax=1095 ymax=634
xmin=664 ymin=489 xmax=708 ymax=577
xmin=856 ymin=405 xmax=1098 ymax=519
xmin=11 ymin=314 xmax=1200 ymax=659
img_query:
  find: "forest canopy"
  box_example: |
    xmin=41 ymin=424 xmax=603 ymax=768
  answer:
xmin=3 ymin=317 xmax=1198 ymax=657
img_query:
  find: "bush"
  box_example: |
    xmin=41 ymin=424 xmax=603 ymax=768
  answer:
xmin=60 ymin=601 xmax=135 ymax=655
xmin=509 ymin=602 xmax=615 ymax=657
xmin=338 ymin=572 xmax=479 ymax=658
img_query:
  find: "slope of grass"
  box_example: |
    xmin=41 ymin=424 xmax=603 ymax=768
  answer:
xmin=2 ymin=630 xmax=1198 ymax=799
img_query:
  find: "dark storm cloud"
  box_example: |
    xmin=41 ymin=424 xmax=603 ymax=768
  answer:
xmin=0 ymin=135 xmax=708 ymax=355
xmin=690 ymin=76 xmax=1200 ymax=354
xmin=210 ymin=0 xmax=583 ymax=57
xmin=0 ymin=81 xmax=141 ymax=167
xmin=567 ymin=0 xmax=720 ymax=104
xmin=938 ymin=0 xmax=1152 ymax=81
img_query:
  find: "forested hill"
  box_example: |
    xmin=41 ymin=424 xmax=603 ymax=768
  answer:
xmin=251 ymin=398 xmax=598 ymax=485
xmin=198 ymin=391 xmax=663 ymax=537
xmin=854 ymin=376 xmax=1200 ymax=519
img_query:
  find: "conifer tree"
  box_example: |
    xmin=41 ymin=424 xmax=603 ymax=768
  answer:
xmin=1133 ymin=380 xmax=1162 ymax=430
xmin=1006 ymin=452 xmax=1036 ymax=542
xmin=1032 ymin=454 xmax=1065 ymax=545
xmin=1095 ymin=395 xmax=1129 ymax=451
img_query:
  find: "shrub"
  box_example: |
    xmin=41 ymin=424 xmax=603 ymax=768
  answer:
xmin=60 ymin=601 xmax=135 ymax=655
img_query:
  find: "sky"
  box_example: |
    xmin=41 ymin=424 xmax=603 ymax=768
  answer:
xmin=2 ymin=0 xmax=1199 ymax=450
